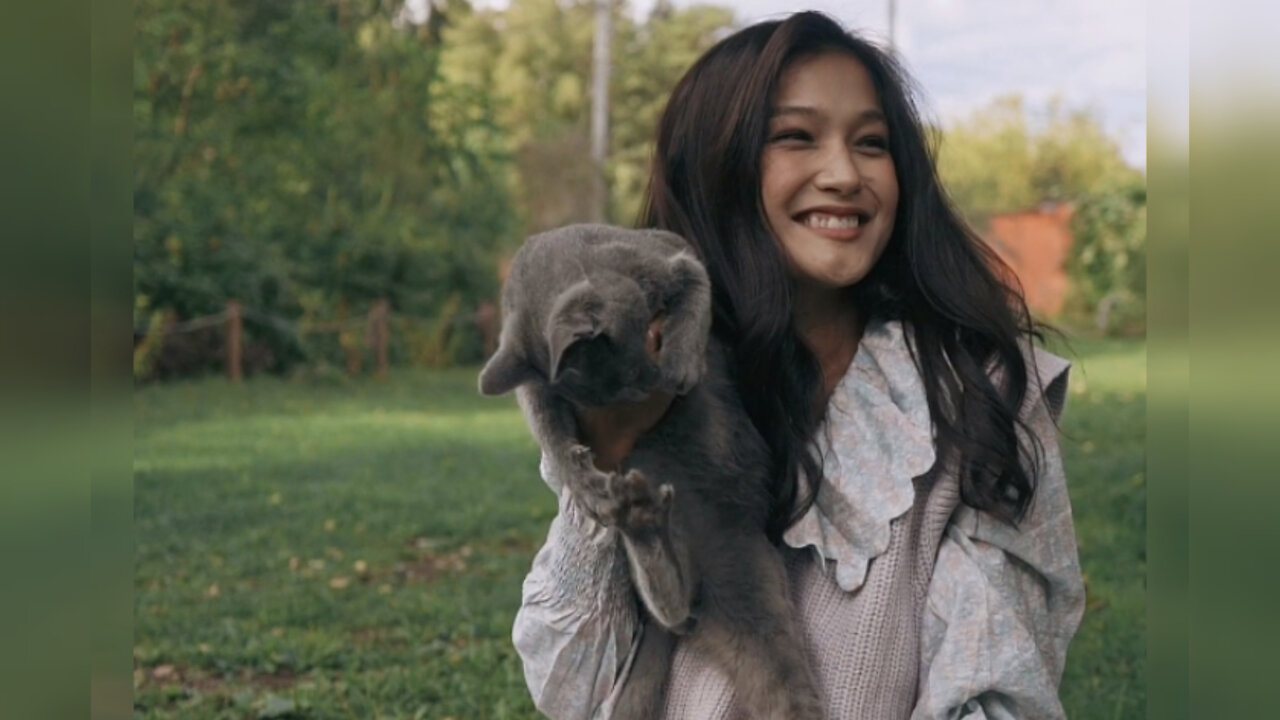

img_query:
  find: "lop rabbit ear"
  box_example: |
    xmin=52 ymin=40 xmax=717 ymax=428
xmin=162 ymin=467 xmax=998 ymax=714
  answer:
xmin=478 ymin=344 xmax=535 ymax=396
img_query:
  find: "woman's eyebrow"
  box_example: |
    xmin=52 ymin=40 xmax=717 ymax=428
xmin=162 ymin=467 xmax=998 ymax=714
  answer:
xmin=771 ymin=105 xmax=820 ymax=119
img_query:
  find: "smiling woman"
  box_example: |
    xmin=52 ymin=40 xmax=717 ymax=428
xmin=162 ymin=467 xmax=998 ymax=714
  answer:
xmin=511 ymin=10 xmax=1086 ymax=720
xmin=761 ymin=51 xmax=903 ymax=394
xmin=762 ymin=53 xmax=900 ymax=298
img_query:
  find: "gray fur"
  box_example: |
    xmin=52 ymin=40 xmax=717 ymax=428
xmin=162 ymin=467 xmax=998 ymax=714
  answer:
xmin=480 ymin=224 xmax=821 ymax=719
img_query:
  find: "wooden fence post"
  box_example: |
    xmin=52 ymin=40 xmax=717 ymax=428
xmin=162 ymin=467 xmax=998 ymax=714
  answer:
xmin=476 ymin=300 xmax=498 ymax=358
xmin=367 ymin=299 xmax=391 ymax=380
xmin=226 ymin=300 xmax=243 ymax=383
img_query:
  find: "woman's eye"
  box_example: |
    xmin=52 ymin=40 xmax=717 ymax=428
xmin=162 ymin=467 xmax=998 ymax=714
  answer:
xmin=769 ymin=129 xmax=813 ymax=143
xmin=857 ymin=135 xmax=889 ymax=152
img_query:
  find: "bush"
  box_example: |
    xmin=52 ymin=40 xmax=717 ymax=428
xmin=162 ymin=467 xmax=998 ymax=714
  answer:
xmin=1066 ymin=182 xmax=1147 ymax=336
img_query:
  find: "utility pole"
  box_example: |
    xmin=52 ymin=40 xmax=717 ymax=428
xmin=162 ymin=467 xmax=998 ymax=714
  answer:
xmin=888 ymin=0 xmax=897 ymax=53
xmin=589 ymin=0 xmax=612 ymax=223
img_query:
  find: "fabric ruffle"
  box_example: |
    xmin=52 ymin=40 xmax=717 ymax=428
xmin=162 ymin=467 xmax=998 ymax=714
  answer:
xmin=782 ymin=320 xmax=937 ymax=593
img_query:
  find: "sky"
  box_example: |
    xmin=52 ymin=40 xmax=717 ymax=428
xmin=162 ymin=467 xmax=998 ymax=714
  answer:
xmin=446 ymin=0 xmax=1149 ymax=169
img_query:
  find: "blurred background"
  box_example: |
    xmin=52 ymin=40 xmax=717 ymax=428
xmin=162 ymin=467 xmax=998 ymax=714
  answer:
xmin=132 ymin=1 xmax=1146 ymax=718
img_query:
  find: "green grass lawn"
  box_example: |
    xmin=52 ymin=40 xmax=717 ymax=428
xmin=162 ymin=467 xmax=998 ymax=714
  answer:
xmin=134 ymin=338 xmax=1145 ymax=719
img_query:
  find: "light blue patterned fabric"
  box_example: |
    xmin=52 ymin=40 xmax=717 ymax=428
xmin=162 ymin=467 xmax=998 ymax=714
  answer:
xmin=783 ymin=320 xmax=937 ymax=591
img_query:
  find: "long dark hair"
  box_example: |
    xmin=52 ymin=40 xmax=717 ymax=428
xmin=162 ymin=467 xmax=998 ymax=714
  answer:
xmin=639 ymin=11 xmax=1045 ymax=540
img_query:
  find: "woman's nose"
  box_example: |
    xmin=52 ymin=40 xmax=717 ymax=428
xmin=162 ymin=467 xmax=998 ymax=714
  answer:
xmin=814 ymin=146 xmax=862 ymax=194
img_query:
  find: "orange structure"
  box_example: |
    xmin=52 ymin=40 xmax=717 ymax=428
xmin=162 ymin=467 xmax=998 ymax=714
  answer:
xmin=983 ymin=203 xmax=1075 ymax=318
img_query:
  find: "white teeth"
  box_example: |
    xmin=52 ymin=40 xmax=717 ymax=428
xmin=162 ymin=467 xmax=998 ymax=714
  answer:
xmin=803 ymin=213 xmax=861 ymax=229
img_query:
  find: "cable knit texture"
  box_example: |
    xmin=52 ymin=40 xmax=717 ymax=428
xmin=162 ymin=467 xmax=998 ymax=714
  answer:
xmin=511 ymin=321 xmax=1084 ymax=720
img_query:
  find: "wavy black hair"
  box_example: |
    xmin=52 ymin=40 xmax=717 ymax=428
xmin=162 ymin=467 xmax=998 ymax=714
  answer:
xmin=638 ymin=11 xmax=1046 ymax=541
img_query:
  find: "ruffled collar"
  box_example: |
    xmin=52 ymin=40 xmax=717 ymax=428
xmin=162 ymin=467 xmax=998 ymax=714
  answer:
xmin=782 ymin=319 xmax=937 ymax=592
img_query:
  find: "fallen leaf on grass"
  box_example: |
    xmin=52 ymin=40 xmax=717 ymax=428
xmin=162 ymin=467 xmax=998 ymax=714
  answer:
xmin=152 ymin=665 xmax=176 ymax=681
xmin=323 ymin=518 xmax=337 ymax=532
xmin=432 ymin=554 xmax=467 ymax=572
xmin=411 ymin=536 xmax=444 ymax=551
xmin=258 ymin=694 xmax=297 ymax=719
xmin=289 ymin=557 xmax=300 ymax=571
xmin=329 ymin=576 xmax=351 ymax=590
xmin=206 ymin=584 xmax=221 ymax=599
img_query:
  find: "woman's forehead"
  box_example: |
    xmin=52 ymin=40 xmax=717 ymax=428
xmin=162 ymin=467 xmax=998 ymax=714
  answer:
xmin=772 ymin=53 xmax=884 ymax=116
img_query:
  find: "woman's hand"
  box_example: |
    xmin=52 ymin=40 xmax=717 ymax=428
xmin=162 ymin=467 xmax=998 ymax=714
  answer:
xmin=572 ymin=316 xmax=675 ymax=472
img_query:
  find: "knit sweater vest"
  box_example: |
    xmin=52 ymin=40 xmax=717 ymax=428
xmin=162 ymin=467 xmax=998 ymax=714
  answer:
xmin=659 ymin=467 xmax=961 ymax=719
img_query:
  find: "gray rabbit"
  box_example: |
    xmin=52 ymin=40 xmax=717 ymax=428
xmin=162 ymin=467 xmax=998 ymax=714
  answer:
xmin=479 ymin=224 xmax=821 ymax=720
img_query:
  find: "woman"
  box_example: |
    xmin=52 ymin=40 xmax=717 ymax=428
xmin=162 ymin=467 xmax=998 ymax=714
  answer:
xmin=513 ymin=11 xmax=1084 ymax=719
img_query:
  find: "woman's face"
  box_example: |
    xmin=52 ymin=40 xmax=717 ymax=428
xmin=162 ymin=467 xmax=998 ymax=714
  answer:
xmin=760 ymin=52 xmax=899 ymax=293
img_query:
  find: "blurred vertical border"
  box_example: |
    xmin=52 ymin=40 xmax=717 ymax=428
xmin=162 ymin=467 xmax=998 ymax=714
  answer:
xmin=1186 ymin=0 xmax=1280 ymax=717
xmin=1147 ymin=0 xmax=1189 ymax=718
xmin=0 ymin=0 xmax=132 ymax=717
xmin=92 ymin=0 xmax=135 ymax=717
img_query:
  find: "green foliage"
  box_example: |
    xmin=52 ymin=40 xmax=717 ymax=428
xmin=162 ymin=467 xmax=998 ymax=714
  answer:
xmin=935 ymin=95 xmax=1146 ymax=335
xmin=1066 ymin=183 xmax=1147 ymax=335
xmin=439 ymin=0 xmax=736 ymax=233
xmin=936 ymin=95 xmax=1040 ymax=220
xmin=609 ymin=4 xmax=736 ymax=224
xmin=134 ymin=0 xmax=518 ymax=375
xmin=931 ymin=95 xmax=1141 ymax=220
xmin=133 ymin=339 xmax=1146 ymax=718
xmin=936 ymin=94 xmax=1143 ymax=220
xmin=134 ymin=0 xmax=736 ymax=377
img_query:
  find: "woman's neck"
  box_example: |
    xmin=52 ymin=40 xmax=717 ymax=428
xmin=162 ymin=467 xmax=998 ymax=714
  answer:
xmin=793 ymin=284 xmax=866 ymax=401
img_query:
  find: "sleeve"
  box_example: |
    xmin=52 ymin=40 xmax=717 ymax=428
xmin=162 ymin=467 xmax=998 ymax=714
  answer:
xmin=511 ymin=454 xmax=643 ymax=720
xmin=911 ymin=350 xmax=1085 ymax=720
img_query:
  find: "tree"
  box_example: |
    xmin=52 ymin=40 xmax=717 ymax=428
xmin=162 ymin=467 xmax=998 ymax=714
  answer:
xmin=134 ymin=0 xmax=520 ymax=375
xmin=133 ymin=0 xmax=739 ymax=377
xmin=933 ymin=94 xmax=1146 ymax=335
xmin=440 ymin=0 xmax=736 ymax=234
xmin=1067 ymin=182 xmax=1147 ymax=334
xmin=934 ymin=95 xmax=1039 ymax=221
xmin=610 ymin=4 xmax=735 ymax=224
xmin=935 ymin=94 xmax=1142 ymax=221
